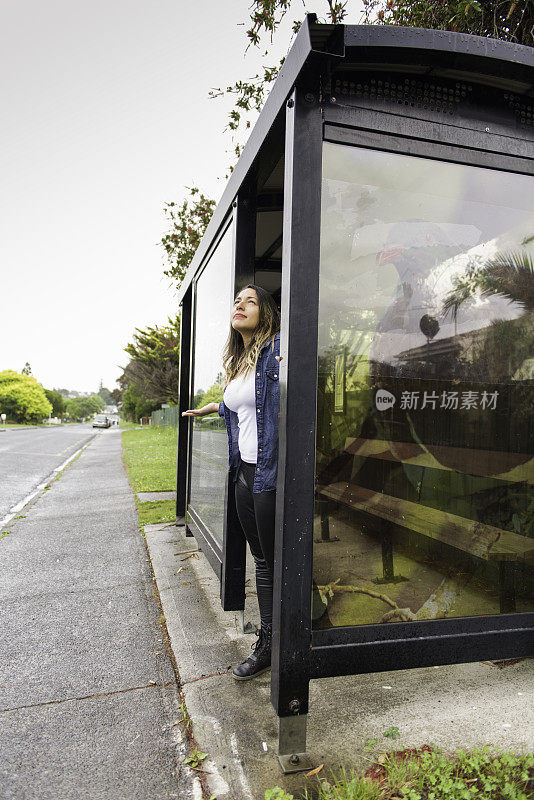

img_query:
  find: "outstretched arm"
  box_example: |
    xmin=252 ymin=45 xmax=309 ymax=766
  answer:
xmin=181 ymin=402 xmax=219 ymax=417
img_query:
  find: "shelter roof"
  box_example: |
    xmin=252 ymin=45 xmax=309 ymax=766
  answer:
xmin=177 ymin=17 xmax=534 ymax=304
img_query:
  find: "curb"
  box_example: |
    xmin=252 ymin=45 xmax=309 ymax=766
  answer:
xmin=144 ymin=522 xmax=314 ymax=800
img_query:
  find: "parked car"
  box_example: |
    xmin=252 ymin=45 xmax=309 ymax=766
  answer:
xmin=93 ymin=414 xmax=111 ymax=429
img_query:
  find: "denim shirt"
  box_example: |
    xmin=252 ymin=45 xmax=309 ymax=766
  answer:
xmin=218 ymin=332 xmax=280 ymax=493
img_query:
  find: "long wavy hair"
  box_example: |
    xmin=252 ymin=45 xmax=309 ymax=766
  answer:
xmin=222 ymin=284 xmax=280 ymax=384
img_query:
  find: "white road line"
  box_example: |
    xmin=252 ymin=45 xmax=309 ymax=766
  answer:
xmin=0 ymin=436 xmax=96 ymax=528
xmin=52 ymin=445 xmax=90 ymax=474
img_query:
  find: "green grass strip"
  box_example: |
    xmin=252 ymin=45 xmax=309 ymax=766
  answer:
xmin=121 ymin=427 xmax=177 ymax=492
xmin=136 ymin=498 xmax=176 ymax=527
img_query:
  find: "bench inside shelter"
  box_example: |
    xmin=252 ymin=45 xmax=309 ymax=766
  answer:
xmin=317 ymin=436 xmax=534 ymax=614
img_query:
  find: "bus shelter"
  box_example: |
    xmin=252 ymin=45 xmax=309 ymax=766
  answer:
xmin=176 ymin=17 xmax=534 ymax=771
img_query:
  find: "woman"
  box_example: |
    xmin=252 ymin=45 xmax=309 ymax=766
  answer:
xmin=182 ymin=284 xmax=281 ymax=680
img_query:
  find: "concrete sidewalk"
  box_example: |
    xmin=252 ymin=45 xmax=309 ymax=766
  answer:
xmin=0 ymin=431 xmax=194 ymax=799
xmin=146 ymin=520 xmax=534 ymax=800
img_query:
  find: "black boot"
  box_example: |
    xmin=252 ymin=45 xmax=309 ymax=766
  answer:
xmin=232 ymin=624 xmax=272 ymax=681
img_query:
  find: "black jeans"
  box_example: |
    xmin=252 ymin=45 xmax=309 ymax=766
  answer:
xmin=234 ymin=460 xmax=276 ymax=627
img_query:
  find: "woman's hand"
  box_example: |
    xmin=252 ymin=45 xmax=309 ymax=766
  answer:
xmin=182 ymin=402 xmax=219 ymax=417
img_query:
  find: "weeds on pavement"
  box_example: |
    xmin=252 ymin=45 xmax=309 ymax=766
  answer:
xmin=267 ymin=746 xmax=534 ymax=800
xmin=184 ymin=749 xmax=208 ymax=769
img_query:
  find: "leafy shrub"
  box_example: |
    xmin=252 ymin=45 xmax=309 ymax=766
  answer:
xmin=0 ymin=370 xmax=52 ymax=423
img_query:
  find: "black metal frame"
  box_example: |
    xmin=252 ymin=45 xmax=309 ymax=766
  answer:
xmin=270 ymin=98 xmax=534 ymax=716
xmin=176 ymin=285 xmax=192 ymax=522
xmin=322 ymin=118 xmax=534 ymax=171
xmin=311 ymin=613 xmax=534 ymax=678
xmin=175 ymin=18 xmax=534 ymax=735
xmin=271 ymin=86 xmax=324 ymax=718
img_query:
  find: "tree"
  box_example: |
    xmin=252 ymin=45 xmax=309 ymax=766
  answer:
xmin=44 ymin=389 xmax=66 ymax=417
xmin=110 ymin=387 xmax=122 ymax=406
xmin=210 ymin=3 xmax=348 ymax=144
xmin=97 ymin=381 xmax=113 ymax=405
xmin=375 ymin=0 xmax=534 ymax=44
xmin=120 ymin=383 xmax=158 ymax=422
xmin=194 ymin=376 xmax=224 ymax=409
xmin=443 ymin=250 xmax=534 ymax=319
xmin=21 ymin=362 xmax=32 ymax=375
xmin=66 ymin=395 xmax=104 ymax=421
xmin=118 ymin=317 xmax=181 ymax=421
xmin=160 ymin=188 xmax=216 ymax=289
xmin=441 ymin=250 xmax=534 ymax=384
xmin=0 ymin=370 xmax=52 ymax=423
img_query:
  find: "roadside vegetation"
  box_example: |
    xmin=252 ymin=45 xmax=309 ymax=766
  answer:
xmin=66 ymin=394 xmax=105 ymax=421
xmin=121 ymin=426 xmax=177 ymax=491
xmin=0 ymin=366 xmax=118 ymax=425
xmin=117 ymin=319 xmax=181 ymax=422
xmin=0 ymin=370 xmax=52 ymax=423
xmin=121 ymin=425 xmax=177 ymax=525
xmin=266 ymin=745 xmax=534 ymax=800
xmin=136 ymin=498 xmax=176 ymax=527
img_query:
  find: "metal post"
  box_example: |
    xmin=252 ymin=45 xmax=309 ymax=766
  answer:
xmin=315 ymin=498 xmax=339 ymax=543
xmin=373 ymin=533 xmax=407 ymax=584
xmin=236 ymin=609 xmax=256 ymax=635
xmin=176 ymin=285 xmax=192 ymax=526
xmin=271 ymin=85 xmax=323 ymax=763
xmin=319 ymin=499 xmax=331 ymax=540
xmin=499 ymin=562 xmax=516 ymax=614
xmin=278 ymin=715 xmax=313 ymax=773
xmin=381 ymin=537 xmax=395 ymax=582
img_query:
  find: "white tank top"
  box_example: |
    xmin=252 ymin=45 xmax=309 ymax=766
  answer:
xmin=223 ymin=370 xmax=257 ymax=464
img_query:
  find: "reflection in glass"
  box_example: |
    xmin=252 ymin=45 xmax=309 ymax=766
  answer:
xmin=189 ymin=226 xmax=233 ymax=546
xmin=313 ymin=143 xmax=534 ymax=629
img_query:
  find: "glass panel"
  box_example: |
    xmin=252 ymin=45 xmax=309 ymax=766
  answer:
xmin=189 ymin=225 xmax=233 ymax=546
xmin=313 ymin=142 xmax=534 ymax=629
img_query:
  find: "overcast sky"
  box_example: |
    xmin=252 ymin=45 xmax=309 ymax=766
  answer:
xmin=0 ymin=0 xmax=299 ymax=393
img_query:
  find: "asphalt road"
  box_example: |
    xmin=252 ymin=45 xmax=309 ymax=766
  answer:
xmin=0 ymin=424 xmax=97 ymax=520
